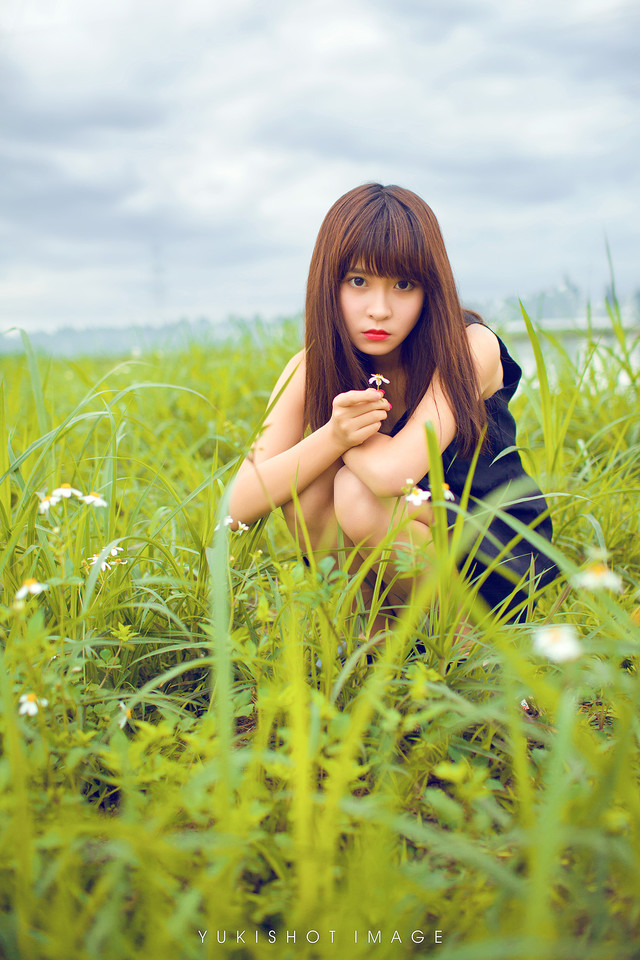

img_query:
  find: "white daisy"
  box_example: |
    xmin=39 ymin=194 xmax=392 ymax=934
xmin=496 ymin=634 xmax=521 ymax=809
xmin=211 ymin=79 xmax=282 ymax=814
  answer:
xmin=532 ymin=624 xmax=582 ymax=663
xmin=18 ymin=693 xmax=49 ymax=716
xmin=38 ymin=494 xmax=60 ymax=513
xmin=442 ymin=483 xmax=455 ymax=502
xmin=81 ymin=491 xmax=108 ymax=507
xmin=368 ymin=373 xmax=390 ymax=389
xmin=118 ymin=701 xmax=133 ymax=729
xmin=15 ymin=578 xmax=48 ymax=600
xmin=214 ymin=515 xmax=235 ymax=531
xmin=235 ymin=521 xmax=249 ymax=532
xmin=404 ymin=485 xmax=431 ymax=507
xmin=86 ymin=546 xmax=126 ymax=572
xmin=571 ymin=563 xmax=623 ymax=592
xmin=52 ymin=483 xmax=83 ymax=498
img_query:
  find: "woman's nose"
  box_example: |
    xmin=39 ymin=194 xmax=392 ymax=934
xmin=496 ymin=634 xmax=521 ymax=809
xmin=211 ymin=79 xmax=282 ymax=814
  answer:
xmin=366 ymin=285 xmax=391 ymax=319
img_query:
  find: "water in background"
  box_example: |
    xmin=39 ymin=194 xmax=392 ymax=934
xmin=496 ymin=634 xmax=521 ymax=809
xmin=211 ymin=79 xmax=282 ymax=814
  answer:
xmin=1 ymin=311 xmax=638 ymax=381
xmin=495 ymin=316 xmax=640 ymax=385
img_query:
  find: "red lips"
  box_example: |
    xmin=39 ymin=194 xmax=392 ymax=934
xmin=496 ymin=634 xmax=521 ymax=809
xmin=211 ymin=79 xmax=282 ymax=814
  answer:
xmin=363 ymin=329 xmax=390 ymax=341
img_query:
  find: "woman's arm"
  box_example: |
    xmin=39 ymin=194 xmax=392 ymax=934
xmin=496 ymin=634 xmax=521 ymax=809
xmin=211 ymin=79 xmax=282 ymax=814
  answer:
xmin=228 ymin=351 xmax=392 ymax=526
xmin=341 ymin=376 xmax=455 ymax=498
xmin=343 ymin=324 xmax=502 ymax=497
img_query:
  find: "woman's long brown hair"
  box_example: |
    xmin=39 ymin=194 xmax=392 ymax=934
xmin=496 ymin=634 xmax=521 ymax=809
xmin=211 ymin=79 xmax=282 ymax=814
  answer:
xmin=304 ymin=182 xmax=486 ymax=459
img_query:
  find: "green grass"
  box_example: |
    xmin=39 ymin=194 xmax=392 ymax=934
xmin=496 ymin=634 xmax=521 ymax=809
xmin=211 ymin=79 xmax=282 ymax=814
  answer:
xmin=0 ymin=306 xmax=639 ymax=960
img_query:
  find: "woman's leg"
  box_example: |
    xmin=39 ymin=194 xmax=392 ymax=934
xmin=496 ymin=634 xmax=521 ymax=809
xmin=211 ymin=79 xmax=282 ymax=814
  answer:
xmin=281 ymin=460 xmax=346 ymax=554
xmin=281 ymin=462 xmax=402 ymax=638
xmin=282 ymin=462 xmax=369 ymax=641
xmin=281 ymin=464 xmax=472 ymax=652
xmin=333 ymin=466 xmax=475 ymax=651
xmin=333 ymin=464 xmax=434 ymax=607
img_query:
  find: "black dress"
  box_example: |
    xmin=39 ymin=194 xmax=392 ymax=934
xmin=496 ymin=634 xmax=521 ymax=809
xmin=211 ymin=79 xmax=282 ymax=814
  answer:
xmin=391 ymin=322 xmax=558 ymax=621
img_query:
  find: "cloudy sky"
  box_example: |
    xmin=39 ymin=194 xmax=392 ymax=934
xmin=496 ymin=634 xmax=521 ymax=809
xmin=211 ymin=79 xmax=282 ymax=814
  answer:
xmin=1 ymin=0 xmax=638 ymax=334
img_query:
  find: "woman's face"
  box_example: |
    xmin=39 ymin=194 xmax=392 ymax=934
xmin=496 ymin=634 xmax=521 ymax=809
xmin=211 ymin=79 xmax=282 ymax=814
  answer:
xmin=339 ymin=265 xmax=424 ymax=364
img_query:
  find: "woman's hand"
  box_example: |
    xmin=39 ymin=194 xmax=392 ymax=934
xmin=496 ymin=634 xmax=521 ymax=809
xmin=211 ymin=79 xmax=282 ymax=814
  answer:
xmin=329 ymin=388 xmax=391 ymax=449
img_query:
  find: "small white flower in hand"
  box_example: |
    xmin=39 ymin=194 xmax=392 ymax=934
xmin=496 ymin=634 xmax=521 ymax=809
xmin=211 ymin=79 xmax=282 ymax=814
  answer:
xmin=532 ymin=624 xmax=582 ymax=663
xmin=368 ymin=373 xmax=390 ymax=390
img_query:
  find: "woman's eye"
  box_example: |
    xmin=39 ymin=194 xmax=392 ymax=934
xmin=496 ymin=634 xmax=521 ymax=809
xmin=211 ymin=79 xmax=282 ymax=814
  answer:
xmin=348 ymin=276 xmax=366 ymax=288
xmin=395 ymin=279 xmax=414 ymax=291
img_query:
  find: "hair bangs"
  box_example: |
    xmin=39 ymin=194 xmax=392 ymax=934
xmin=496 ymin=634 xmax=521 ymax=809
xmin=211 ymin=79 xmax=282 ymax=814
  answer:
xmin=337 ymin=194 xmax=428 ymax=284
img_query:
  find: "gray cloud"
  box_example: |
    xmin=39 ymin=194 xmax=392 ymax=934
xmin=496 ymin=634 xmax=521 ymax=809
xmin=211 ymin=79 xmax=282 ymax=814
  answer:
xmin=0 ymin=0 xmax=637 ymax=332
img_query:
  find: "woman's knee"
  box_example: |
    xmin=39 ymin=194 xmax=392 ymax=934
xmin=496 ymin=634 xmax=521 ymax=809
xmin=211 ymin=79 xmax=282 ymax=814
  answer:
xmin=283 ymin=465 xmax=340 ymax=549
xmin=334 ymin=466 xmax=380 ymax=541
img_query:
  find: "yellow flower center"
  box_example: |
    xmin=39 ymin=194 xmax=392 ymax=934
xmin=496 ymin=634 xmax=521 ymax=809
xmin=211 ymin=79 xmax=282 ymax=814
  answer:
xmin=60 ymin=483 xmax=71 ymax=489
xmin=587 ymin=563 xmax=608 ymax=577
xmin=26 ymin=693 xmax=37 ymax=702
xmin=23 ymin=578 xmax=37 ymax=588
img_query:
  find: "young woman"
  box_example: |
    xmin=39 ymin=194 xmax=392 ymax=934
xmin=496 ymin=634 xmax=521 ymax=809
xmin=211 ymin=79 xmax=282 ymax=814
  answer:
xmin=228 ymin=183 xmax=557 ymax=635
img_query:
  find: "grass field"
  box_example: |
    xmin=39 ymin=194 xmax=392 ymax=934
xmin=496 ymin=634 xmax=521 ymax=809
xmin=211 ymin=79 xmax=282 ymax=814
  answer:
xmin=1 ymin=300 xmax=639 ymax=960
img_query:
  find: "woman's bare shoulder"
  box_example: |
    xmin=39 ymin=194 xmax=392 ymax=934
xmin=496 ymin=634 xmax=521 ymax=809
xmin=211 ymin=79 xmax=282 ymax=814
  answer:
xmin=270 ymin=348 xmax=306 ymax=399
xmin=286 ymin=348 xmax=306 ymax=374
xmin=465 ymin=320 xmax=499 ymax=350
xmin=251 ymin=349 xmax=306 ymax=461
xmin=465 ymin=323 xmax=503 ymax=397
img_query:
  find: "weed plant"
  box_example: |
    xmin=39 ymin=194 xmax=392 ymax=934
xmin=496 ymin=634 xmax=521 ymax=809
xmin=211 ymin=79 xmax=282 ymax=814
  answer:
xmin=0 ymin=303 xmax=639 ymax=960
